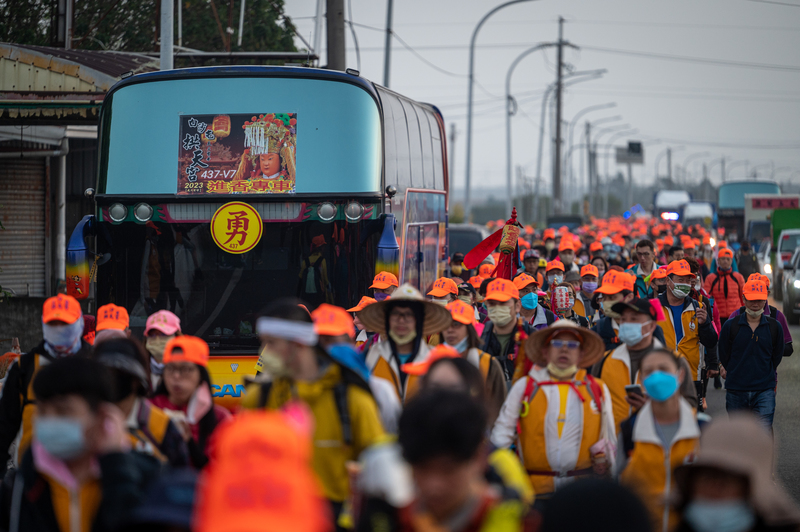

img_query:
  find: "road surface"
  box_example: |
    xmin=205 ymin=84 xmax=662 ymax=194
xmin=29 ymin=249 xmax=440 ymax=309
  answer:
xmin=705 ymin=316 xmax=800 ymax=502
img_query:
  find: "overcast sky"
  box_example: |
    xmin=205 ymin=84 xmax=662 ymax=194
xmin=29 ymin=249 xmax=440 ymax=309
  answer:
xmin=285 ymin=0 xmax=800 ymax=200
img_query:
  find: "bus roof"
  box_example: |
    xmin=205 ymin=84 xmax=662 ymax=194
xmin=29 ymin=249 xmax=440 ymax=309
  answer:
xmin=718 ymin=180 xmax=781 ymax=210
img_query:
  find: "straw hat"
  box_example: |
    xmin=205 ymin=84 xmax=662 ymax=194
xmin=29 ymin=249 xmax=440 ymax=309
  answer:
xmin=674 ymin=414 xmax=800 ymax=527
xmin=524 ymin=320 xmax=604 ymax=368
xmin=358 ymin=283 xmax=452 ymax=336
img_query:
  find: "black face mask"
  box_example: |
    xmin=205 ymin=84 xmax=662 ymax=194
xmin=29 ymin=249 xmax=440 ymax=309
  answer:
xmin=657 ymin=285 xmax=667 ymax=295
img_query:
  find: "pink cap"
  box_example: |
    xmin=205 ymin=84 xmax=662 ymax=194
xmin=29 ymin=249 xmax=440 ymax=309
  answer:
xmin=145 ymin=310 xmax=181 ymax=336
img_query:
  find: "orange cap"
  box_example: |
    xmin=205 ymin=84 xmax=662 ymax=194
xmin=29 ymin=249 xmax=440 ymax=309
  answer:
xmin=479 ymin=264 xmax=494 ymax=278
xmin=595 ymin=271 xmax=634 ymax=295
xmin=546 ymin=260 xmax=565 ymax=273
xmin=484 ymin=278 xmax=520 ymax=302
xmin=650 ymin=267 xmax=667 ymax=280
xmin=718 ymin=248 xmax=734 ymax=259
xmin=42 ymin=294 xmax=82 ymax=325
xmin=468 ymin=275 xmax=484 ymax=289
xmin=684 ymin=240 xmax=696 ymax=250
xmin=513 ymin=273 xmax=539 ymax=290
xmin=346 ymin=296 xmax=377 ymax=312
xmin=401 ymin=345 xmax=461 ymax=376
xmin=543 ymin=228 xmax=556 ymax=240
xmin=427 ymin=277 xmax=459 ymax=298
xmin=96 ymin=303 xmax=129 ymax=331
xmin=590 ymin=241 xmax=603 ymax=253
xmin=446 ymin=300 xmax=476 ymax=325
xmin=580 ymin=265 xmax=599 ymax=278
xmin=664 ymin=235 xmax=674 ymax=246
xmin=747 ymin=273 xmax=771 ymax=289
xmin=666 ymin=259 xmax=693 ymax=277
xmin=558 ymin=239 xmax=575 ymax=252
xmin=370 ymin=271 xmax=399 ymax=290
xmin=194 ymin=410 xmax=329 ymax=532
xmin=743 ymin=280 xmax=769 ymax=301
xmin=311 ymin=304 xmax=355 ymax=339
xmin=163 ymin=335 xmax=210 ymax=367
xmin=718 ymin=241 xmax=728 ymax=249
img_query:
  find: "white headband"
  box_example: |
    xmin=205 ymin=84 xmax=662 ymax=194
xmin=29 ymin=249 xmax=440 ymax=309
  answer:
xmin=256 ymin=317 xmax=318 ymax=346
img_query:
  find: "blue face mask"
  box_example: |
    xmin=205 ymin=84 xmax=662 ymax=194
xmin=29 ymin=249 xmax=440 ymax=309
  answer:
xmin=35 ymin=417 xmax=86 ymax=461
xmin=520 ymin=292 xmax=539 ymax=310
xmin=684 ymin=500 xmax=755 ymax=532
xmin=446 ymin=336 xmax=470 ymax=354
xmin=643 ymin=370 xmax=679 ymax=402
xmin=582 ymin=281 xmax=598 ymax=294
xmin=618 ymin=322 xmax=652 ymax=346
xmin=374 ymin=292 xmax=390 ymax=302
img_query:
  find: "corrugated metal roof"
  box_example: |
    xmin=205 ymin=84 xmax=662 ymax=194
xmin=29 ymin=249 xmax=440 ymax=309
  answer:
xmin=12 ymin=45 xmax=157 ymax=79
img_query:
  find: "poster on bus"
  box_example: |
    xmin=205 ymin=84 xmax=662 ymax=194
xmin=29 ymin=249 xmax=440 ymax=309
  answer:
xmin=177 ymin=113 xmax=297 ymax=195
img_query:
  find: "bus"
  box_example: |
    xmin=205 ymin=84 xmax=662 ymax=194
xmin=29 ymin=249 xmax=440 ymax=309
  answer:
xmin=717 ymin=180 xmax=781 ymax=242
xmin=66 ymin=66 xmax=449 ymax=408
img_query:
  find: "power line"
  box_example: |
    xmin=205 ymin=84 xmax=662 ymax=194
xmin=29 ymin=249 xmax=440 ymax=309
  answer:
xmin=748 ymin=0 xmax=800 ymax=6
xmin=389 ymin=31 xmax=467 ymax=78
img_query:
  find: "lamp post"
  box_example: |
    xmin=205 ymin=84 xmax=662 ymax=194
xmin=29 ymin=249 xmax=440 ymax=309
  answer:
xmin=563 ymin=105 xmax=617 ymax=207
xmin=707 ymin=157 xmax=730 ymax=183
xmin=654 ymin=146 xmax=684 ymax=183
xmin=679 ymin=152 xmax=712 ymax=183
xmin=750 ymin=162 xmax=772 ymax=180
xmin=603 ymin=128 xmax=638 ymax=217
xmin=505 ymin=43 xmax=555 ymax=216
xmin=465 ymin=0 xmax=538 ymax=221
xmin=575 ymin=114 xmax=621 ymax=204
xmin=727 ymin=160 xmax=749 ymax=180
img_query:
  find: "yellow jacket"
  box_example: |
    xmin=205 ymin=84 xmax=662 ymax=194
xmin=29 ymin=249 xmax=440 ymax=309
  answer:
xmin=491 ymin=367 xmax=616 ymax=497
xmin=657 ymin=294 xmax=717 ymax=381
xmin=619 ymin=399 xmax=700 ymax=532
xmin=243 ymin=364 xmax=385 ymax=503
xmin=365 ymin=340 xmax=432 ymax=402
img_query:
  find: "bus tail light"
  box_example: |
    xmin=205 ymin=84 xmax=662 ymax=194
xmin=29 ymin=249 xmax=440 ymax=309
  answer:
xmin=317 ymin=202 xmax=337 ymax=222
xmin=344 ymin=202 xmax=364 ymax=222
xmin=108 ymin=203 xmax=128 ymax=223
xmin=133 ymin=203 xmax=154 ymax=222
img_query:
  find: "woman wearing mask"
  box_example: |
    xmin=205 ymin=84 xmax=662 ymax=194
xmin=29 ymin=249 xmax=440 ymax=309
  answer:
xmin=617 ymin=348 xmax=701 ymax=532
xmin=673 ymin=415 xmax=800 ymax=532
xmin=591 ymin=257 xmax=609 ymax=286
xmin=150 ymin=335 xmax=231 ymax=468
xmin=575 ymin=265 xmax=599 ymax=324
xmin=438 ymin=300 xmax=506 ymax=424
xmin=514 ymin=273 xmax=556 ymax=331
xmin=144 ymin=310 xmax=182 ymax=390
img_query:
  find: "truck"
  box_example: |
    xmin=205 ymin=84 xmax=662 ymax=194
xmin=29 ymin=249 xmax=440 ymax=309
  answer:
xmin=680 ymin=201 xmax=716 ymax=229
xmin=717 ymin=181 xmax=781 ymax=243
xmin=744 ymin=194 xmax=799 ymax=252
xmin=771 ymin=208 xmax=800 ymax=300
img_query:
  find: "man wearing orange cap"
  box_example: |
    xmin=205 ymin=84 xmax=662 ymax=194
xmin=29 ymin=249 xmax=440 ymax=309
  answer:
xmin=543 ymin=228 xmax=558 ymax=260
xmin=557 ymin=239 xmax=580 ymax=274
xmin=480 ymin=279 xmax=532 ymax=384
xmin=514 ymin=273 xmax=556 ymax=332
xmin=657 ymin=260 xmax=718 ymax=394
xmin=703 ymin=248 xmax=745 ymax=326
xmin=95 ymin=303 xmax=131 ymax=344
xmin=592 ymin=271 xmax=643 ymax=351
xmin=427 ymin=277 xmax=459 ymax=306
xmin=719 ymin=280 xmax=784 ymax=427
xmin=370 ymin=271 xmax=399 ymax=301
xmin=544 ymin=260 xmax=565 ymax=292
xmin=0 ymin=293 xmax=92 ymax=472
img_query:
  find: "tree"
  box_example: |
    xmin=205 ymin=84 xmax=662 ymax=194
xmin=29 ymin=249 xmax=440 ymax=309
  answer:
xmin=0 ymin=0 xmax=296 ymax=56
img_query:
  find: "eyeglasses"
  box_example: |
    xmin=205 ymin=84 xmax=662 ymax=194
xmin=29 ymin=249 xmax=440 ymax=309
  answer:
xmin=389 ymin=311 xmax=415 ymax=322
xmin=550 ymin=339 xmax=581 ymax=349
xmin=164 ymin=364 xmax=197 ymax=378
xmin=636 ymin=252 xmax=652 ymax=258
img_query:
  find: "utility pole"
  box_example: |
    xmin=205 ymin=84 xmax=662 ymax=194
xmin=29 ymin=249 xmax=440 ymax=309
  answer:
xmin=326 ymin=0 xmax=345 ymax=70
xmin=553 ymin=16 xmax=565 ymax=214
xmin=383 ymin=0 xmax=394 ymax=86
xmin=160 ymin=0 xmax=174 ymax=70
xmin=65 ymin=0 xmax=73 ymax=49
xmin=666 ymin=148 xmax=672 ymax=182
xmin=449 ymin=123 xmax=457 ymax=188
xmin=721 ymin=157 xmax=726 ymax=182
xmin=585 ymin=121 xmax=592 ymax=213
xmin=626 ymin=162 xmax=633 ymax=209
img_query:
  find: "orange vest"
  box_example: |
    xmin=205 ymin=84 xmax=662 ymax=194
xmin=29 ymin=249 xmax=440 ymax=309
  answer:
xmin=620 ymin=400 xmax=700 ymax=532
xmin=516 ymin=369 xmax=604 ymax=496
xmin=366 ymin=341 xmax=430 ymax=402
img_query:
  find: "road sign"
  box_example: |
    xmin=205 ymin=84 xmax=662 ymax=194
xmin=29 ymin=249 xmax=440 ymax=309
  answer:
xmin=616 ymin=141 xmax=644 ymax=165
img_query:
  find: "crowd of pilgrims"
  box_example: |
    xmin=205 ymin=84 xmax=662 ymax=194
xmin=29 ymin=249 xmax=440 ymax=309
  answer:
xmin=0 ymin=215 xmax=796 ymax=532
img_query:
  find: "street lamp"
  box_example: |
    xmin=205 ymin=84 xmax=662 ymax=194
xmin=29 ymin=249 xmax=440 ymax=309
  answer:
xmin=505 ymin=42 xmax=556 ymax=216
xmin=465 ymin=0 xmax=539 ymax=221
xmin=707 ymin=157 xmax=730 ymax=183
xmin=679 ymin=152 xmax=712 ymax=183
xmin=602 ymin=128 xmax=638 ymax=217
xmin=750 ymin=162 xmax=772 ymax=180
xmin=563 ymin=105 xmax=617 ymax=206
xmin=727 ymin=160 xmax=749 ymax=180
xmin=534 ymin=70 xmax=606 ymax=204
xmin=653 ymin=146 xmax=684 ymax=183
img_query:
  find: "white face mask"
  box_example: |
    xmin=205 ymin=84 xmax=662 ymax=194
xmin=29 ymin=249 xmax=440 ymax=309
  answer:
xmin=487 ymin=305 xmax=514 ymax=327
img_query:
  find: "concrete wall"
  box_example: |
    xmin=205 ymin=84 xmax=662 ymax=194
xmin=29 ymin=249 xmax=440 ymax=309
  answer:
xmin=0 ymin=297 xmax=46 ymax=354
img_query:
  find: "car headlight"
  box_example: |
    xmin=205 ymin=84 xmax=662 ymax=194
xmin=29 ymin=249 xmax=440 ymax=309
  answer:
xmin=764 ymin=263 xmax=772 ymax=274
xmin=794 ymin=280 xmax=800 ymax=290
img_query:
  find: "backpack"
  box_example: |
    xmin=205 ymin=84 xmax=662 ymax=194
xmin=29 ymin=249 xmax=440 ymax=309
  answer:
xmin=728 ymin=308 xmax=782 ymax=354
